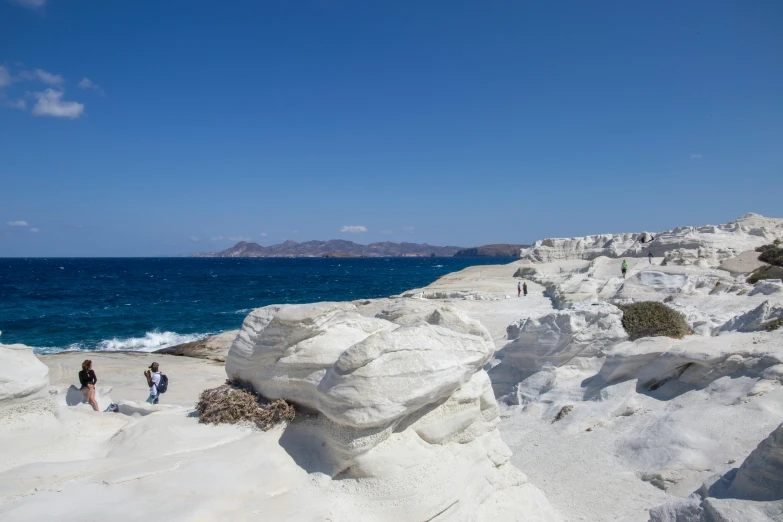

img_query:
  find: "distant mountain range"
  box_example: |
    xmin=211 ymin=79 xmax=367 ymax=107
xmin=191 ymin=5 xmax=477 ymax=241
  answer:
xmin=453 ymin=244 xmax=530 ymax=257
xmin=191 ymin=240 xmax=528 ymax=258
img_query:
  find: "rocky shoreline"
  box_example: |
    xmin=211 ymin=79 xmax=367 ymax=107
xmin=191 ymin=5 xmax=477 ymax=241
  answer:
xmin=2 ymin=212 xmax=783 ymax=521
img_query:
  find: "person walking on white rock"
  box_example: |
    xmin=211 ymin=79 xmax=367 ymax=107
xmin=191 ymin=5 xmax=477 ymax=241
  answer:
xmin=523 ymin=281 xmax=528 ymax=296
xmin=79 ymin=359 xmax=100 ymax=412
xmin=621 ymin=259 xmax=628 ymax=278
xmin=145 ymin=362 xmax=162 ymax=404
xmin=517 ymin=281 xmax=521 ymax=297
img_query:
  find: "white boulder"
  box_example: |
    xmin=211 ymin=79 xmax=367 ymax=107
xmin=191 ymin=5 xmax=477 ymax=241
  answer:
xmin=0 ymin=344 xmax=50 ymax=407
xmin=225 ymin=301 xmax=562 ymax=520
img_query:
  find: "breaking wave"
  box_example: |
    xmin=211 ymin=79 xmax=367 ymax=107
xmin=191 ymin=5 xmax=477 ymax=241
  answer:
xmin=97 ymin=331 xmax=209 ymax=352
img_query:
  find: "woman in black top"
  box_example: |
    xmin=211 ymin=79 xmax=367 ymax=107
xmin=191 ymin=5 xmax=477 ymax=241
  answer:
xmin=79 ymin=359 xmax=99 ymax=411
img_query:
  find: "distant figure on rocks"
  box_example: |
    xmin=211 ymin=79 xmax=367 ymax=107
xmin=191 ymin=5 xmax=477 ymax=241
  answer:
xmin=79 ymin=359 xmax=99 ymax=412
xmin=523 ymin=281 xmax=528 ymax=296
xmin=517 ymin=282 xmax=521 ymax=297
xmin=621 ymin=260 xmax=628 ymax=278
xmin=648 ymin=251 xmax=653 ymax=265
xmin=145 ymin=362 xmax=162 ymax=404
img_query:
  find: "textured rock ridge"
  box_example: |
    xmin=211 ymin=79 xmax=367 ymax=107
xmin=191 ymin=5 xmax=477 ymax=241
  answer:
xmin=519 ymin=213 xmax=783 ymax=267
xmin=226 ymin=301 xmax=562 ymax=520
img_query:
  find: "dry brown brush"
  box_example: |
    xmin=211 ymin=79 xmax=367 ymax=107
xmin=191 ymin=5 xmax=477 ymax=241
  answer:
xmin=196 ymin=380 xmax=295 ymax=430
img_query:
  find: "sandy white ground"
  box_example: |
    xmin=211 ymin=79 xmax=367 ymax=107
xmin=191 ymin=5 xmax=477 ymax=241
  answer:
xmin=2 ymin=213 xmax=782 ymax=522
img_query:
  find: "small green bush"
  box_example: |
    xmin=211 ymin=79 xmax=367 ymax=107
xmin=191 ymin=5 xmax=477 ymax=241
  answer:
xmin=755 ymin=244 xmax=783 ymax=268
xmin=618 ymin=301 xmax=693 ymax=341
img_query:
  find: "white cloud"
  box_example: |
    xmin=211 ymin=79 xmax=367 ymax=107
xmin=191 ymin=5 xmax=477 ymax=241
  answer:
xmin=29 ymin=228 xmax=40 ymax=233
xmin=31 ymin=89 xmax=84 ymax=118
xmin=78 ymin=77 xmax=104 ymax=95
xmin=0 ymin=66 xmax=12 ymax=88
xmin=9 ymin=0 xmax=46 ymax=8
xmin=210 ymin=236 xmax=224 ymax=241
xmin=340 ymin=225 xmax=367 ymax=233
xmin=228 ymin=236 xmax=250 ymax=242
xmin=402 ymin=226 xmax=415 ymax=233
xmin=3 ymin=98 xmax=26 ymax=110
xmin=190 ymin=236 xmax=200 ymax=242
xmin=690 ymin=154 xmax=703 ymax=160
xmin=7 ymin=220 xmax=29 ymax=227
xmin=259 ymin=232 xmax=268 ymax=237
xmin=35 ymin=69 xmax=64 ymax=85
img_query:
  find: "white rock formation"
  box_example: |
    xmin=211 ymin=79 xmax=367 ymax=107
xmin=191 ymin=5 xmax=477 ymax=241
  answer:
xmin=649 ymin=423 xmax=783 ymax=521
xmin=490 ymin=301 xmax=627 ymax=401
xmin=0 ymin=344 xmax=50 ymax=406
xmin=226 ymin=301 xmax=562 ymax=520
xmin=719 ymin=300 xmax=783 ymax=333
xmin=519 ymin=213 xmax=783 ymax=267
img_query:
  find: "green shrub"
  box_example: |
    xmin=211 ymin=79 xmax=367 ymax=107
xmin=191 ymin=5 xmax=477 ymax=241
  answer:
xmin=618 ymin=301 xmax=693 ymax=341
xmin=755 ymin=244 xmax=783 ymax=267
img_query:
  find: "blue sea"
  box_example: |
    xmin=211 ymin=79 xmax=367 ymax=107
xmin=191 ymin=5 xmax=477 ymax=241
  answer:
xmin=1 ymin=257 xmax=514 ymax=354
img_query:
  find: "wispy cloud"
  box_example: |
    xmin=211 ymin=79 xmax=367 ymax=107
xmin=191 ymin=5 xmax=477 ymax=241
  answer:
xmin=690 ymin=154 xmax=703 ymax=160
xmin=34 ymin=69 xmax=64 ymax=86
xmin=78 ymin=77 xmax=105 ymax=95
xmin=3 ymin=98 xmax=26 ymax=110
xmin=190 ymin=236 xmax=200 ymax=242
xmin=0 ymin=66 xmax=12 ymax=88
xmin=7 ymin=220 xmax=29 ymax=227
xmin=340 ymin=225 xmax=367 ymax=233
xmin=29 ymin=228 xmax=40 ymax=233
xmin=31 ymin=89 xmax=84 ymax=118
xmin=210 ymin=236 xmax=224 ymax=241
xmin=402 ymin=226 xmax=415 ymax=233
xmin=9 ymin=0 xmax=46 ymax=9
xmin=259 ymin=232 xmax=268 ymax=237
xmin=228 ymin=236 xmax=250 ymax=242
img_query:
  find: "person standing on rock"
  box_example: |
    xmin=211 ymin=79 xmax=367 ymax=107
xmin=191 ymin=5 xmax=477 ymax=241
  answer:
xmin=517 ymin=281 xmax=521 ymax=297
xmin=648 ymin=251 xmax=653 ymax=265
xmin=523 ymin=281 xmax=528 ymax=296
xmin=621 ymin=260 xmax=629 ymax=278
xmin=145 ymin=362 xmax=162 ymax=405
xmin=79 ymin=359 xmax=100 ymax=412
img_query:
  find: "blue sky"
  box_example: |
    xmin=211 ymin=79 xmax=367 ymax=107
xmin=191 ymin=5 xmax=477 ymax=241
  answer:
xmin=1 ymin=0 xmax=781 ymax=256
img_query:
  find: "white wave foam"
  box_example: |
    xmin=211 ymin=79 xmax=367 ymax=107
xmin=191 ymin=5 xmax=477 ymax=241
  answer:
xmin=96 ymin=330 xmax=208 ymax=352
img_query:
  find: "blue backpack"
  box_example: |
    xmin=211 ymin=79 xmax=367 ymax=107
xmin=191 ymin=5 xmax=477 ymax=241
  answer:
xmin=157 ymin=374 xmax=169 ymax=394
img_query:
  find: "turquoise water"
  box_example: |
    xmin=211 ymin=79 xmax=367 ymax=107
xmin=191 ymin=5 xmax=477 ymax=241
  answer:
xmin=0 ymin=257 xmax=514 ymax=353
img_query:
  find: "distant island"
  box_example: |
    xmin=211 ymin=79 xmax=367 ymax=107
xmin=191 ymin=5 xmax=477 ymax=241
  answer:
xmin=191 ymin=240 xmax=529 ymax=258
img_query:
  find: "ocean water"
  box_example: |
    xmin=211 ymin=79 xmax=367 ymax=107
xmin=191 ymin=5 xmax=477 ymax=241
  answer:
xmin=0 ymin=257 xmax=515 ymax=354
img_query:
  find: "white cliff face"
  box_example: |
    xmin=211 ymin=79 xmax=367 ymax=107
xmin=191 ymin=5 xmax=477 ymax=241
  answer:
xmin=226 ymin=301 xmax=563 ymax=521
xmin=0 ymin=344 xmax=50 ymax=406
xmin=519 ymin=213 xmax=783 ymax=267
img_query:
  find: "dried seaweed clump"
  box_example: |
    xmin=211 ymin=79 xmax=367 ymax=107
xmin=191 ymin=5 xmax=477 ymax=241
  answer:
xmin=618 ymin=301 xmax=693 ymax=341
xmin=196 ymin=380 xmax=295 ymax=430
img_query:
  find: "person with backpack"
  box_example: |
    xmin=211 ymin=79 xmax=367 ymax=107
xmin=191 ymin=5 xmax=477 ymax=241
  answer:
xmin=621 ymin=259 xmax=629 ymax=278
xmin=144 ymin=362 xmax=168 ymax=404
